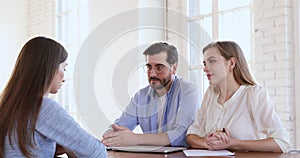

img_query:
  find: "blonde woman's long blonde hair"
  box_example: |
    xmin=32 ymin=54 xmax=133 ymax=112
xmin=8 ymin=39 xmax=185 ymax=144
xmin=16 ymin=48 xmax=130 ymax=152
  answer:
xmin=203 ymin=41 xmax=256 ymax=86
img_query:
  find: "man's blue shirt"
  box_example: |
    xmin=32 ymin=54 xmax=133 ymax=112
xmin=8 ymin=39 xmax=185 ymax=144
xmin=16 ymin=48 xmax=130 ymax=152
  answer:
xmin=115 ymin=77 xmax=201 ymax=146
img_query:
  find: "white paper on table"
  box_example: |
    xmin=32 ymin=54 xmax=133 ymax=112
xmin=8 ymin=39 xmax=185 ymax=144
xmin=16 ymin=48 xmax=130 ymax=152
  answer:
xmin=183 ymin=150 xmax=235 ymax=156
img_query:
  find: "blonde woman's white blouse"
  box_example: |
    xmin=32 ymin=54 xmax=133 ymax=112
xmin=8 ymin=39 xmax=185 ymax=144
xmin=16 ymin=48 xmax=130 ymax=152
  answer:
xmin=187 ymin=85 xmax=292 ymax=153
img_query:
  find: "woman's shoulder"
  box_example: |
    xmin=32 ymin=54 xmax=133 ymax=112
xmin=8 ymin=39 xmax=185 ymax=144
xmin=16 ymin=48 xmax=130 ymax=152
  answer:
xmin=37 ymin=98 xmax=72 ymax=130
xmin=42 ymin=97 xmax=58 ymax=104
xmin=42 ymin=97 xmax=60 ymax=108
xmin=243 ymin=84 xmax=266 ymax=93
xmin=40 ymin=97 xmax=66 ymax=114
xmin=242 ymin=85 xmax=270 ymax=100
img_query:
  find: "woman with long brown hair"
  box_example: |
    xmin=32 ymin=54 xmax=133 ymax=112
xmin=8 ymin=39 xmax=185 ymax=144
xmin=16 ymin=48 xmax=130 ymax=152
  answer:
xmin=186 ymin=41 xmax=292 ymax=153
xmin=0 ymin=37 xmax=107 ymax=157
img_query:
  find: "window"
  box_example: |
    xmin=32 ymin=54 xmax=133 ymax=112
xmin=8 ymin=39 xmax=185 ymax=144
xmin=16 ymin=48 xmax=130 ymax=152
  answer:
xmin=55 ymin=0 xmax=88 ymax=125
xmin=187 ymin=0 xmax=252 ymax=93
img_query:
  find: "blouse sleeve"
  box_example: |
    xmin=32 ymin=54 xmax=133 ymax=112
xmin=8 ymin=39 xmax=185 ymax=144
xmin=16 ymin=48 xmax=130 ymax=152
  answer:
xmin=250 ymin=86 xmax=292 ymax=153
xmin=36 ymin=98 xmax=107 ymax=158
xmin=186 ymin=86 xmax=212 ymax=137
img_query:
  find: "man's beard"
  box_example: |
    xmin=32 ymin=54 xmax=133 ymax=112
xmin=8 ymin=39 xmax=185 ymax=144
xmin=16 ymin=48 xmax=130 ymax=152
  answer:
xmin=149 ymin=77 xmax=171 ymax=90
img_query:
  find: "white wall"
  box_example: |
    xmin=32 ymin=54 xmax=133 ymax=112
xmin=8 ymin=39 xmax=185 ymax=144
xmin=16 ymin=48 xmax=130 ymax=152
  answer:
xmin=78 ymin=0 xmax=167 ymax=137
xmin=76 ymin=0 xmax=141 ymax=137
xmin=88 ymin=0 xmax=138 ymax=31
xmin=0 ymin=0 xmax=28 ymax=91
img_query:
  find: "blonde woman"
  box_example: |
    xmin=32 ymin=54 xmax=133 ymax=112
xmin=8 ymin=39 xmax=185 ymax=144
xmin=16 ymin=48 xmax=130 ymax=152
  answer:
xmin=186 ymin=41 xmax=292 ymax=153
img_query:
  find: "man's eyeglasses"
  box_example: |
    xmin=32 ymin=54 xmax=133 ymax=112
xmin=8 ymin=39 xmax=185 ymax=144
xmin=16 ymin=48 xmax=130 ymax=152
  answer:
xmin=143 ymin=64 xmax=171 ymax=74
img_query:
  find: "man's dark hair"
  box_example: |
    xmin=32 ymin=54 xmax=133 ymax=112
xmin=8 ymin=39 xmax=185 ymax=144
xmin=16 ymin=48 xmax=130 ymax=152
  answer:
xmin=143 ymin=42 xmax=178 ymax=65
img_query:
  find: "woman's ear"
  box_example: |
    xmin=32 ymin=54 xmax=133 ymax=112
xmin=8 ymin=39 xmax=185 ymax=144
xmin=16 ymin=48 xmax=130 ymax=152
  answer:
xmin=229 ymin=57 xmax=236 ymax=70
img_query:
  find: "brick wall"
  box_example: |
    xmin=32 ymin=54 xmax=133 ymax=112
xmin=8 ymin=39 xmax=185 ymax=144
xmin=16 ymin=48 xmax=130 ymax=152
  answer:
xmin=253 ymin=0 xmax=296 ymax=146
xmin=28 ymin=0 xmax=54 ymax=37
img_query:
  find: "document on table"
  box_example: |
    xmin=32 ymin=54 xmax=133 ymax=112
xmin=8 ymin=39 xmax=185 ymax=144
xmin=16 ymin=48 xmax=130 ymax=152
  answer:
xmin=183 ymin=149 xmax=235 ymax=156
